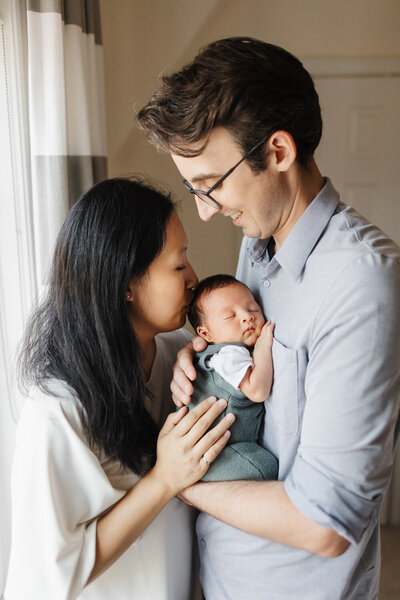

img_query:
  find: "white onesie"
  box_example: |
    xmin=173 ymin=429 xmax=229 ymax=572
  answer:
xmin=207 ymin=345 xmax=254 ymax=390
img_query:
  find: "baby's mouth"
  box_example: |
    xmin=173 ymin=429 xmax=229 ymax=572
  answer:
xmin=244 ymin=326 xmax=255 ymax=335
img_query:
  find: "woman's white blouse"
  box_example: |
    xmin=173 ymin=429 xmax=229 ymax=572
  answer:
xmin=5 ymin=329 xmax=197 ymax=600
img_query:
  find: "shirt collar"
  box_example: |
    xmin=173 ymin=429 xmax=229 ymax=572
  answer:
xmin=246 ymin=178 xmax=340 ymax=281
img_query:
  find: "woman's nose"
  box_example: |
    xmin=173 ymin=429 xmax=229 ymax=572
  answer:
xmin=195 ymin=198 xmax=220 ymax=222
xmin=186 ymin=261 xmax=198 ymax=289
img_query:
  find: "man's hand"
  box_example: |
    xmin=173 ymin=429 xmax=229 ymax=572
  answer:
xmin=171 ymin=336 xmax=208 ymax=407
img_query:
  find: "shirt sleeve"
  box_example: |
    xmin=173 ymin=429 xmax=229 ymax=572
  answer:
xmin=5 ymin=395 xmax=127 ymax=600
xmin=284 ymin=254 xmax=400 ymax=544
xmin=208 ymin=345 xmax=254 ymax=389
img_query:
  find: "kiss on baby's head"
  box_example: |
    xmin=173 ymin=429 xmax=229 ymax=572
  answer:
xmin=188 ymin=274 xmax=265 ymax=347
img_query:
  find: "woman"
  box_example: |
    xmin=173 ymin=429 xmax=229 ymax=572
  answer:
xmin=5 ymin=178 xmax=233 ymax=599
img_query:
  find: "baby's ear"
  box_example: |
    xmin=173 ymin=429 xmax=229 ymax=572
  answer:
xmin=196 ymin=325 xmax=213 ymax=343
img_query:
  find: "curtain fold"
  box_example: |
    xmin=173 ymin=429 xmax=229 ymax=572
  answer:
xmin=1 ymin=1 xmax=107 ymax=595
xmin=27 ymin=0 xmax=107 ymax=285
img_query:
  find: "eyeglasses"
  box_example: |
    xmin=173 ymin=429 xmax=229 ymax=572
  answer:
xmin=182 ymin=137 xmax=267 ymax=209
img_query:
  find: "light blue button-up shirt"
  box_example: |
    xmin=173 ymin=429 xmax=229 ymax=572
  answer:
xmin=197 ymin=179 xmax=400 ymax=600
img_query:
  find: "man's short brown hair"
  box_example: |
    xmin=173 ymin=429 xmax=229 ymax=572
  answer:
xmin=137 ymin=37 xmax=322 ymax=171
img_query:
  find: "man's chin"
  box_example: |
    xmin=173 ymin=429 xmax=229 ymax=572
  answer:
xmin=241 ymin=225 xmax=264 ymax=239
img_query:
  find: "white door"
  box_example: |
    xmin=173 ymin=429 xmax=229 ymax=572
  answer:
xmin=307 ymin=60 xmax=400 ymax=244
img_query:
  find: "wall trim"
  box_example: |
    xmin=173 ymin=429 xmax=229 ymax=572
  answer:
xmin=303 ymin=57 xmax=400 ymax=79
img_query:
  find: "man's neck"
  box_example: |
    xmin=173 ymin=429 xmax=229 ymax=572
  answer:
xmin=274 ymin=160 xmax=324 ymax=251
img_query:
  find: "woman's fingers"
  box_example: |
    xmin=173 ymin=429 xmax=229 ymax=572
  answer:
xmin=161 ymin=405 xmax=188 ymax=435
xmin=184 ymin=399 xmax=232 ymax=444
xmin=154 ymin=398 xmax=235 ymax=495
xmin=174 ymin=397 xmax=225 ymax=437
xmin=200 ymin=430 xmax=231 ymax=469
xmin=196 ymin=413 xmax=235 ymax=459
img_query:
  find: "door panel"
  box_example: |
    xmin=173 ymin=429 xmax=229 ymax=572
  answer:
xmin=314 ymin=75 xmax=400 ymax=243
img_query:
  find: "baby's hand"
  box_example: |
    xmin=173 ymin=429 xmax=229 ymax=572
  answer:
xmin=257 ymin=321 xmax=275 ymax=349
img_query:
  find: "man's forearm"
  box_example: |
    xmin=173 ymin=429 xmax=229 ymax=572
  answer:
xmin=181 ymin=480 xmax=350 ymax=557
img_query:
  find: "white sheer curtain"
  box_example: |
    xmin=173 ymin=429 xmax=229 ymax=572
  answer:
xmin=27 ymin=0 xmax=107 ymax=284
xmin=0 ymin=0 xmax=107 ymax=594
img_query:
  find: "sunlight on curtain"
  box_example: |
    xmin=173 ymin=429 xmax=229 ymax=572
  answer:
xmin=0 ymin=1 xmax=107 ymax=595
xmin=0 ymin=3 xmax=35 ymax=594
xmin=27 ymin=0 xmax=107 ymax=284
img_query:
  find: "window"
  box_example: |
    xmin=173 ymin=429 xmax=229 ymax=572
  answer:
xmin=0 ymin=0 xmax=36 ymax=593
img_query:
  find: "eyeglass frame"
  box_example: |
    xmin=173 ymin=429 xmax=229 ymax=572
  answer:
xmin=182 ymin=137 xmax=268 ymax=209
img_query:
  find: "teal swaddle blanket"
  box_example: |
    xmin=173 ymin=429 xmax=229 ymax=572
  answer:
xmin=189 ymin=342 xmax=278 ymax=481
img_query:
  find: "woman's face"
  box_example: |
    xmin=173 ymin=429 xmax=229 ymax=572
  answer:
xmin=128 ymin=213 xmax=197 ymax=341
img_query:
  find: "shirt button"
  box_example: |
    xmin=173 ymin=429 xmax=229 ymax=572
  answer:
xmin=263 ymin=279 xmax=271 ymax=287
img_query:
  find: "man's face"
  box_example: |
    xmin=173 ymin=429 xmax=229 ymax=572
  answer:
xmin=171 ymin=126 xmax=292 ymax=241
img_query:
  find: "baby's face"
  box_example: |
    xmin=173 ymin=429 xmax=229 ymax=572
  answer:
xmin=197 ymin=283 xmax=265 ymax=346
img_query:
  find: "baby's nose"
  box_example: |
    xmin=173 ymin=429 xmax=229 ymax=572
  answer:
xmin=242 ymin=312 xmax=254 ymax=322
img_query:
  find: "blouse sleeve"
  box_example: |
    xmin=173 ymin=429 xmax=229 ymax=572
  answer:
xmin=5 ymin=393 xmax=127 ymax=600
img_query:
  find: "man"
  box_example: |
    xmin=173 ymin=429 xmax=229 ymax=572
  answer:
xmin=137 ymin=37 xmax=400 ymax=600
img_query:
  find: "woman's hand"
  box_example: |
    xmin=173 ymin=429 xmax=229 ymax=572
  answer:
xmin=170 ymin=336 xmax=208 ymax=407
xmin=151 ymin=397 xmax=234 ymax=497
xmin=90 ymin=397 xmax=232 ymax=583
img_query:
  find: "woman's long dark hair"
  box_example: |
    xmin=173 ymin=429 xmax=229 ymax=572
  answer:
xmin=19 ymin=177 xmax=175 ymax=475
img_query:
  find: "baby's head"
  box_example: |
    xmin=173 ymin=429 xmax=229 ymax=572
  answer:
xmin=188 ymin=274 xmax=265 ymax=347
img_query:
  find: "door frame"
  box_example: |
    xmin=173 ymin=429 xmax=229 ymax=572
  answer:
xmin=303 ymin=57 xmax=400 ymax=78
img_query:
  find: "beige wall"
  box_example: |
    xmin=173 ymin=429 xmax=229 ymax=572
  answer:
xmin=99 ymin=0 xmax=400 ymax=278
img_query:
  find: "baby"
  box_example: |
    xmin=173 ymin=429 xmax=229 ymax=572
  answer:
xmin=187 ymin=274 xmax=278 ymax=482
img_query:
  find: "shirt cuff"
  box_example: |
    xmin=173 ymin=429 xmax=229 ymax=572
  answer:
xmin=284 ymin=453 xmax=380 ymax=544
